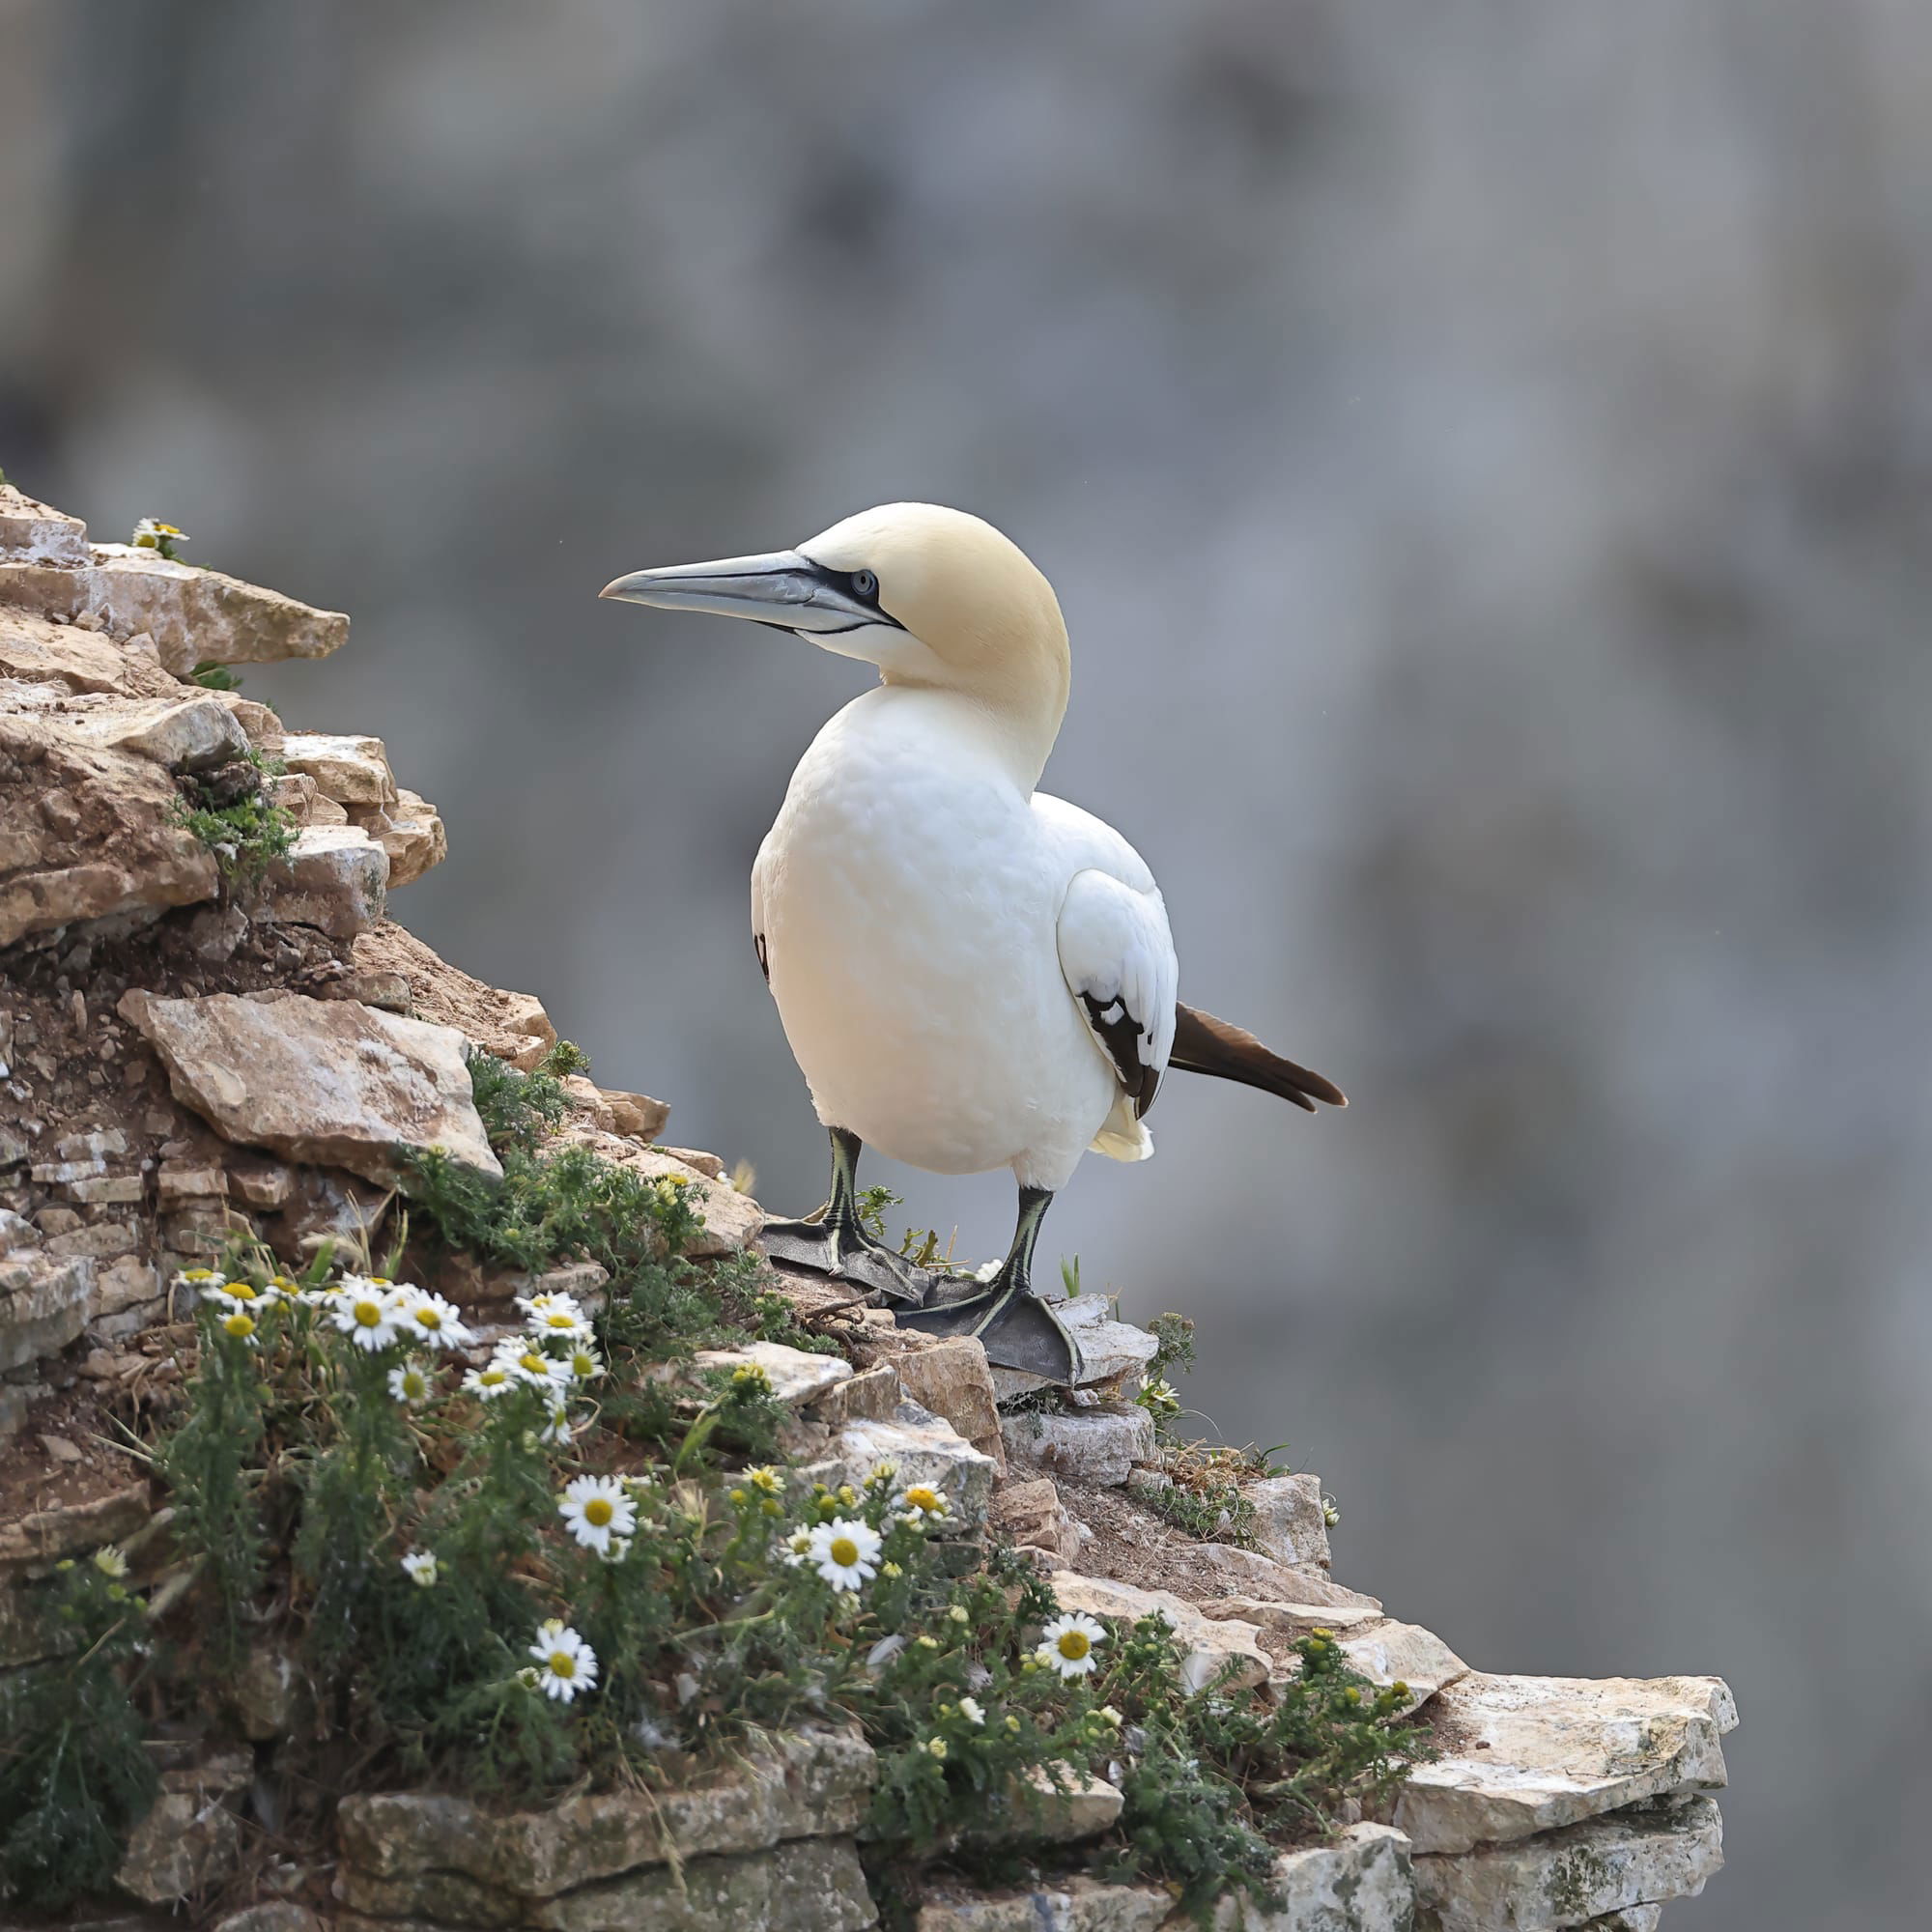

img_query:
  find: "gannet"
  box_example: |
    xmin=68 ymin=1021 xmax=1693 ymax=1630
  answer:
xmin=601 ymin=504 xmax=1344 ymax=1381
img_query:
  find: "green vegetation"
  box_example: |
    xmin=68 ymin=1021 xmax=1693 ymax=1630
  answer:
xmin=187 ymin=660 xmax=244 ymax=692
xmin=0 ymin=1044 xmax=1417 ymax=1916
xmin=168 ymin=746 xmax=298 ymax=885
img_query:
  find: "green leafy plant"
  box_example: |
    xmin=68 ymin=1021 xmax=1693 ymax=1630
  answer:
xmin=188 ymin=660 xmax=243 ymax=692
xmin=169 ymin=747 xmax=297 ymax=885
xmin=0 ymin=1556 xmax=160 ymax=1908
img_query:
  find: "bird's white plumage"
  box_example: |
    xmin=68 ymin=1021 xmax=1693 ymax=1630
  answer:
xmin=753 ymin=685 xmax=1178 ymax=1192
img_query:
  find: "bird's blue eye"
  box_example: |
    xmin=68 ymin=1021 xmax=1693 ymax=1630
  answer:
xmin=851 ymin=569 xmax=878 ymax=600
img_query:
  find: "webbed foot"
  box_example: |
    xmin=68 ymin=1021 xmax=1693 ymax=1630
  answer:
xmin=760 ymin=1213 xmax=939 ymax=1307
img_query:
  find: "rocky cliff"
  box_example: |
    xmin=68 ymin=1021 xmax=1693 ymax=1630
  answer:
xmin=0 ymin=486 xmax=1736 ymax=1932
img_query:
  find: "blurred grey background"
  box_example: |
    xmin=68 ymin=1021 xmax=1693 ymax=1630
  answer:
xmin=4 ymin=2 xmax=1925 ymax=1923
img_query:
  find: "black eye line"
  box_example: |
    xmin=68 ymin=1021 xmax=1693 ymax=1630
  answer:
xmin=806 ymin=561 xmax=904 ymax=630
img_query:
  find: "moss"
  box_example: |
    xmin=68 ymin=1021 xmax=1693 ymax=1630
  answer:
xmin=169 ymin=746 xmax=297 ymax=885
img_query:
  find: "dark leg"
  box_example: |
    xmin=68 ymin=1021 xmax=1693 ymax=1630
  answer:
xmin=759 ymin=1127 xmax=938 ymax=1306
xmin=896 ymin=1185 xmax=1081 ymax=1383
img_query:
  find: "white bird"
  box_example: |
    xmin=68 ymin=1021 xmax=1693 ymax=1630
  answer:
xmin=601 ymin=504 xmax=1344 ymax=1381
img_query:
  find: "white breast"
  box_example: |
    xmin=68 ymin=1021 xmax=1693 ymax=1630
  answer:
xmin=753 ymin=687 xmax=1123 ymax=1188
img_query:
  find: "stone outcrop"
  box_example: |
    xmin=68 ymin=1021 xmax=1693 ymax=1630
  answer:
xmin=121 ymin=989 xmax=501 ymax=1183
xmin=0 ymin=488 xmax=1737 ymax=1932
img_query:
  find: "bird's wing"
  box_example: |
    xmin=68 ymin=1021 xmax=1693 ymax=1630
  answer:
xmin=750 ymin=834 xmax=772 ymax=985
xmin=1037 ymin=795 xmax=1179 ymax=1121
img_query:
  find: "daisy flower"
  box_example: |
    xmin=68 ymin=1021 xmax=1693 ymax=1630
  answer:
xmin=219 ymin=1310 xmax=260 ymax=1346
xmin=557 ymin=1474 xmax=638 ymax=1555
xmin=391 ymin=1290 xmax=472 ymax=1350
xmin=515 ymin=1290 xmax=583 ymax=1323
xmin=808 ymin=1518 xmax=882 ymax=1593
xmin=496 ymin=1341 xmax=573 ymax=1388
xmin=174 ymin=1266 xmax=224 ymax=1292
xmin=205 ymin=1278 xmax=277 ymax=1311
xmin=526 ymin=1300 xmax=594 ymax=1344
xmin=563 ymin=1343 xmax=603 ymax=1382
xmin=782 ymin=1529 xmax=814 ymax=1568
xmin=527 ymin=1620 xmax=598 ymax=1703
xmin=92 ymin=1547 xmax=128 ymax=1579
xmin=897 ymin=1483 xmax=950 ymax=1525
xmin=957 ymin=1695 xmax=986 ymax=1726
xmin=400 ymin=1550 xmax=439 ymax=1587
xmin=462 ymin=1361 xmax=519 ymax=1401
xmin=388 ymin=1363 xmax=433 ymax=1405
xmin=535 ymin=1402 xmax=577 ymax=1448
xmin=130 ymin=517 xmax=188 ymax=557
xmin=1037 ymin=1611 xmax=1106 ymax=1680
xmin=331 ymin=1284 xmax=401 ymax=1351
xmin=745 ymin=1465 xmax=782 ymax=1494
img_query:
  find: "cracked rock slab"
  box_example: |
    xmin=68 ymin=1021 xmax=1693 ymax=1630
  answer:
xmin=121 ymin=988 xmax=500 ymax=1184
xmin=0 ymin=545 xmax=348 ymax=673
xmin=1222 ymin=1823 xmax=1415 ymax=1932
xmin=1414 ymin=1796 xmax=1722 ymax=1932
xmin=801 ymin=1403 xmax=1000 ymax=1529
xmin=1001 ymin=1402 xmax=1154 ymax=1486
xmin=1394 ymin=1672 xmax=1737 ymax=1855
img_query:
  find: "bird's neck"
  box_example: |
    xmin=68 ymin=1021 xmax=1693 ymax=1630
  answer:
xmin=879 ymin=642 xmax=1068 ymax=791
xmin=850 ymin=683 xmax=1063 ymax=793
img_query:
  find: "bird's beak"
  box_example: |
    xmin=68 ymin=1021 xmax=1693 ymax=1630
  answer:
xmin=598 ymin=549 xmax=884 ymax=637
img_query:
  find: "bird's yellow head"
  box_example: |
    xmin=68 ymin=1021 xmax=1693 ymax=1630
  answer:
xmin=601 ymin=502 xmax=1070 ymax=765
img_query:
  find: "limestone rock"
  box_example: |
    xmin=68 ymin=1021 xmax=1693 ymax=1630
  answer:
xmin=1189 ymin=1542 xmax=1381 ymax=1610
xmin=211 ymin=1907 xmax=327 ymax=1932
xmin=0 ymin=1481 xmax=152 ymax=1582
xmin=0 ymin=544 xmax=348 ymax=674
xmin=0 ymin=606 xmax=184 ymax=700
xmin=0 ymin=482 xmax=90 ymax=564
xmin=113 ymin=1758 xmax=251 ymax=1905
xmin=1394 ymin=1672 xmax=1738 ymax=1855
xmin=801 ymin=1403 xmax=1000 ymax=1529
xmin=1003 ymin=1403 xmax=1154 ymax=1487
xmin=873 ymin=1333 xmax=1006 ymax=1469
xmin=809 ymin=1362 xmax=905 ymax=1427
xmin=990 ymin=1475 xmax=1084 ymax=1564
xmin=65 ymin=693 xmax=252 ymax=770
xmin=0 ymin=712 xmax=218 ymax=947
xmin=349 ymin=788 xmax=446 ymax=888
xmin=263 ymin=823 xmax=389 ymax=938
xmin=281 ymin=730 xmax=397 ymax=808
xmin=602 ymin=1087 xmax=669 ymax=1140
xmin=524 ymin=1834 xmax=877 ymax=1932
xmin=1413 ymin=1796 xmax=1722 ymax=1932
xmin=350 ymin=920 xmax=558 ymax=1069
xmin=915 ymin=1877 xmax=1170 ymax=1932
xmin=1 ymin=1241 xmax=97 ymax=1373
xmin=1243 ymin=1472 xmax=1331 ymax=1572
xmin=338 ymin=1727 xmax=874 ymax=1896
xmin=121 ymin=989 xmax=500 ymax=1184
xmin=969 ymin=1766 xmax=1123 ymax=1847
xmin=1047 ymin=1570 xmax=1267 ymax=1693
xmin=1218 ymin=1823 xmax=1414 ymax=1932
xmin=690 ymin=1338 xmax=853 ymax=1406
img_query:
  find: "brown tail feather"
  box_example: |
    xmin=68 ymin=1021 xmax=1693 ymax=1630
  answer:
xmin=1169 ymin=1003 xmax=1348 ymax=1113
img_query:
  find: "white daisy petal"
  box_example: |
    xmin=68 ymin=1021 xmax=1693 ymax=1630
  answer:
xmin=527 ymin=1621 xmax=599 ymax=1703
xmin=806 ymin=1518 xmax=882 ymax=1594
xmin=1037 ymin=1610 xmax=1106 ymax=1679
xmin=557 ymin=1474 xmax=639 ymax=1554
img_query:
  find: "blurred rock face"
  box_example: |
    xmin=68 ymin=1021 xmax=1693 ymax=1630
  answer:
xmin=4 ymin=5 xmax=1929 ymax=1923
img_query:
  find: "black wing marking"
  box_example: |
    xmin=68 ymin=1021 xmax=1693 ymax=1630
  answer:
xmin=754 ymin=930 xmax=770 ymax=984
xmin=1079 ymin=990 xmax=1162 ymax=1119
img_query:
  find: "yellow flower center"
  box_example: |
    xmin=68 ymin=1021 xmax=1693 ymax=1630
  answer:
xmin=415 ymin=1306 xmax=441 ymax=1328
xmin=1057 ymin=1630 xmax=1091 ymax=1662
xmin=544 ymin=1311 xmax=574 ymax=1328
xmin=905 ymin=1487 xmax=941 ymax=1513
xmin=223 ymin=1313 xmax=255 ymax=1338
xmin=228 ymin=1283 xmax=259 ymax=1300
xmin=829 ymin=1537 xmax=860 ymax=1568
xmin=354 ymin=1300 xmax=384 ymax=1326
xmin=520 ymin=1352 xmax=547 ymax=1375
xmin=549 ymin=1651 xmax=576 ymax=1678
xmin=403 ymin=1374 xmax=425 ymax=1397
xmin=584 ymin=1498 xmax=613 ymax=1527
xmin=368 ymin=1277 xmax=392 ymax=1288
xmin=481 ymin=1369 xmax=507 ymax=1385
